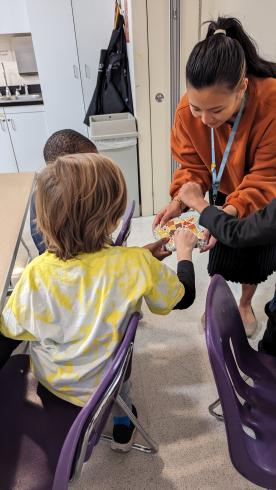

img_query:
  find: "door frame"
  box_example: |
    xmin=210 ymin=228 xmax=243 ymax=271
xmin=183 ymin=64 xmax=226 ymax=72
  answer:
xmin=130 ymin=0 xmax=153 ymax=216
xmin=131 ymin=0 xmax=201 ymax=215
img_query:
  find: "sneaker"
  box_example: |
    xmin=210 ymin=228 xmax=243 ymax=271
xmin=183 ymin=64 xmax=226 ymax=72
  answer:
xmin=111 ymin=405 xmax=137 ymax=453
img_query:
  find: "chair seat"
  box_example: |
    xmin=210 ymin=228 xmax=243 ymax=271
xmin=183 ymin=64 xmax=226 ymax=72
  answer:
xmin=0 ymin=355 xmax=80 ymax=490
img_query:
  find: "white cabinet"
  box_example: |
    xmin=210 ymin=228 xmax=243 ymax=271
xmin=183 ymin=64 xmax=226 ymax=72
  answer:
xmin=71 ymin=0 xmax=114 ymax=112
xmin=0 ymin=105 xmax=47 ymax=173
xmin=0 ymin=113 xmax=18 ymax=173
xmin=5 ymin=106 xmax=47 ymax=172
xmin=26 ymin=0 xmax=87 ymax=136
xmin=26 ymin=0 xmax=116 ymax=135
xmin=0 ymin=0 xmax=30 ymax=34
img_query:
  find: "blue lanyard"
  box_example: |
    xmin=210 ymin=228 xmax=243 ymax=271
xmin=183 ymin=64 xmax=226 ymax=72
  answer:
xmin=211 ymin=96 xmax=245 ymax=203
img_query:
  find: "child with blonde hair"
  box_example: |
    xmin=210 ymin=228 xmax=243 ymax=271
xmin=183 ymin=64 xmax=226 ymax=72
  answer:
xmin=0 ymin=153 xmax=196 ymax=451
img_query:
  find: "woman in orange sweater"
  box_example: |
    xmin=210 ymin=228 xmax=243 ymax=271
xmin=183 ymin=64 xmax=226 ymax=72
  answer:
xmin=153 ymin=16 xmax=276 ymax=336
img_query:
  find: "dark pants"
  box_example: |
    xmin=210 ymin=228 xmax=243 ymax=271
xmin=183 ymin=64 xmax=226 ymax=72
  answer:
xmin=0 ymin=337 xmax=21 ymax=369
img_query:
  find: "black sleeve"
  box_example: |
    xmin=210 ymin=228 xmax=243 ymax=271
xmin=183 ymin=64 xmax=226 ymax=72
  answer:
xmin=173 ymin=260 xmax=195 ymax=309
xmin=199 ymin=200 xmax=276 ymax=248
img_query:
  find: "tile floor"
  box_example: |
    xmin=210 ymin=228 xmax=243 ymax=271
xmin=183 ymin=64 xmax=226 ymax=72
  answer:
xmin=13 ymin=214 xmax=275 ymax=490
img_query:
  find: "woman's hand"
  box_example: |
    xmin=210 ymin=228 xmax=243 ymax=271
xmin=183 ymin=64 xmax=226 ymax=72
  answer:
xmin=152 ymin=200 xmax=182 ymax=230
xmin=179 ymin=182 xmax=208 ymax=212
xmin=174 ymin=228 xmax=198 ymax=261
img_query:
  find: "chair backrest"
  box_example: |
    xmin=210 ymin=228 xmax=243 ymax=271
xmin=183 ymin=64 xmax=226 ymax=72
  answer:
xmin=52 ymin=312 xmax=140 ymax=490
xmin=205 ymin=275 xmax=276 ymax=488
xmin=114 ymin=200 xmax=135 ymax=246
xmin=30 ymin=192 xmax=46 ymax=254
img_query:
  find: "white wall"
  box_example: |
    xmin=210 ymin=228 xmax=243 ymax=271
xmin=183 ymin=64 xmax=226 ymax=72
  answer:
xmin=200 ymin=0 xmax=276 ymax=60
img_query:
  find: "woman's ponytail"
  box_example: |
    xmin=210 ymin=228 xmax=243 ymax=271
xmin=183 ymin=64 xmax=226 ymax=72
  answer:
xmin=186 ymin=16 xmax=276 ymax=90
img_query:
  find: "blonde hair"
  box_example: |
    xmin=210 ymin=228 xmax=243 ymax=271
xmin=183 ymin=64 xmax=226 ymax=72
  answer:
xmin=36 ymin=153 xmax=127 ymax=260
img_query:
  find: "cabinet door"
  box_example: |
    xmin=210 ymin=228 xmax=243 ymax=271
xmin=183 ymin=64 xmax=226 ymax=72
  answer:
xmin=0 ymin=115 xmax=18 ymax=173
xmin=26 ymin=0 xmax=87 ymax=136
xmin=0 ymin=0 xmax=30 ymax=34
xmin=7 ymin=111 xmax=47 ymax=172
xmin=72 ymin=0 xmax=114 ymax=112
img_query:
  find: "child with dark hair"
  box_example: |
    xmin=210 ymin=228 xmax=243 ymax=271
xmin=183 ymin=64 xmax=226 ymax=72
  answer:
xmin=1 ymin=153 xmax=196 ymax=451
xmin=43 ymin=128 xmax=98 ymax=162
xmin=154 ymin=16 xmax=276 ymax=336
xmin=31 ymin=129 xmax=98 ymax=253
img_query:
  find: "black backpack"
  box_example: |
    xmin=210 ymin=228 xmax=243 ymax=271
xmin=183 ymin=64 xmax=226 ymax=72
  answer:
xmin=84 ymin=14 xmax=134 ymax=125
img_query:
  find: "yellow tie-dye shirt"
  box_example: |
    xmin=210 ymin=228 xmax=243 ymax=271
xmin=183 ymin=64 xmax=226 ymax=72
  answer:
xmin=0 ymin=247 xmax=184 ymax=406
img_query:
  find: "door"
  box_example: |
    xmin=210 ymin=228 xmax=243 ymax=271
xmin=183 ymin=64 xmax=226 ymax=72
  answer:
xmin=72 ymin=0 xmax=114 ymax=113
xmin=144 ymin=0 xmax=276 ymax=215
xmin=0 ymin=113 xmax=18 ymax=173
xmin=26 ymin=0 xmax=87 ymax=136
xmin=6 ymin=110 xmax=47 ymax=172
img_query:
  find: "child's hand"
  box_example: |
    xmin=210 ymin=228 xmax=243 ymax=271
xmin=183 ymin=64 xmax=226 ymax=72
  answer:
xmin=199 ymin=229 xmax=217 ymax=253
xmin=174 ymin=228 xmax=197 ymax=261
xmin=143 ymin=238 xmax=172 ymax=261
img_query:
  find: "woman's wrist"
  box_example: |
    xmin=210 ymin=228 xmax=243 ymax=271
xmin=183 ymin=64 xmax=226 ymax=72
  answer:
xmin=172 ymin=196 xmax=184 ymax=212
xmin=223 ymin=204 xmax=238 ymax=217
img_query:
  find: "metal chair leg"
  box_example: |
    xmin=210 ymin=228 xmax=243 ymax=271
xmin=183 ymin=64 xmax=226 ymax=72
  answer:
xmin=101 ymin=395 xmax=159 ymax=454
xmin=208 ymin=398 xmax=224 ymax=421
xmin=209 ymin=375 xmax=250 ymax=422
xmin=21 ymin=237 xmax=32 ymax=263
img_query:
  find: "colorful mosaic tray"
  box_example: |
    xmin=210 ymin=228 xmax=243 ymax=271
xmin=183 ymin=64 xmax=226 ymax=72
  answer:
xmin=153 ymin=210 xmax=206 ymax=252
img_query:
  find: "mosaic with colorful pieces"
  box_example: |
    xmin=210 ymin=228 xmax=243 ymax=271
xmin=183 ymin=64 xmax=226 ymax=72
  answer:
xmin=153 ymin=210 xmax=206 ymax=252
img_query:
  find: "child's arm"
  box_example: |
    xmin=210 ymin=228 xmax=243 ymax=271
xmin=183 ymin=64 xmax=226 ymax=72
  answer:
xmin=143 ymin=229 xmax=197 ymax=315
xmin=143 ymin=237 xmax=171 ymax=261
xmin=179 ymin=181 xmax=276 ymax=248
xmin=173 ymin=228 xmax=197 ymax=309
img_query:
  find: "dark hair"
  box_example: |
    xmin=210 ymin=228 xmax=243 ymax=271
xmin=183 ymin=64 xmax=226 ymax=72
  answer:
xmin=36 ymin=153 xmax=127 ymax=260
xmin=186 ymin=16 xmax=276 ymax=90
xmin=43 ymin=129 xmax=98 ymax=163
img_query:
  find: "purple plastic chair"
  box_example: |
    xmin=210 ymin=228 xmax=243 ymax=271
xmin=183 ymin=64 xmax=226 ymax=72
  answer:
xmin=205 ymin=275 xmax=276 ymax=489
xmin=0 ymin=312 xmax=158 ymax=490
xmin=114 ymin=199 xmax=135 ymax=246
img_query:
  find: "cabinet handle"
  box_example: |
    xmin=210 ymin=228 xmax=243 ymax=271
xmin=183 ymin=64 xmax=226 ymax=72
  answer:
xmin=85 ymin=64 xmax=91 ymax=79
xmin=10 ymin=118 xmax=16 ymax=131
xmin=0 ymin=118 xmax=6 ymax=131
xmin=73 ymin=64 xmax=79 ymax=79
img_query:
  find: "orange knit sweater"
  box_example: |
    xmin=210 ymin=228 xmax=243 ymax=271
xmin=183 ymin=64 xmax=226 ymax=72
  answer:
xmin=170 ymin=77 xmax=276 ymax=217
